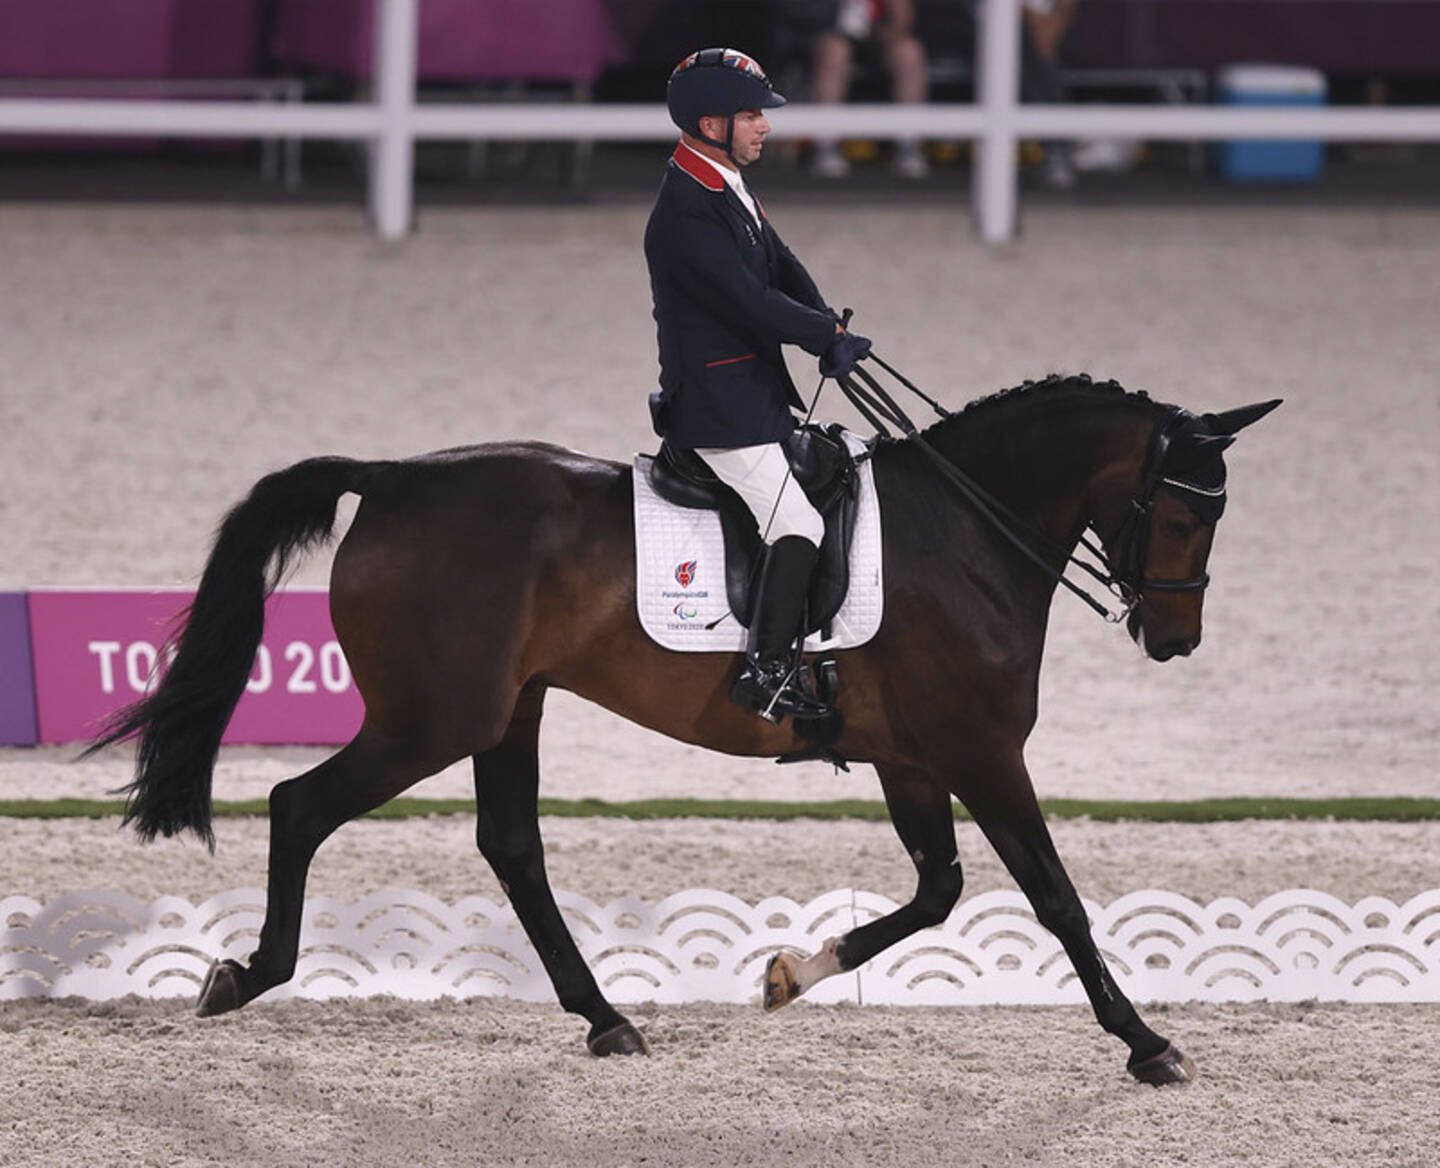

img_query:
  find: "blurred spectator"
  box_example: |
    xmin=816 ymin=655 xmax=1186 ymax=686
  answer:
xmin=782 ymin=0 xmax=931 ymax=179
xmin=975 ymin=0 xmax=1136 ymax=187
xmin=1018 ymin=0 xmax=1078 ymax=188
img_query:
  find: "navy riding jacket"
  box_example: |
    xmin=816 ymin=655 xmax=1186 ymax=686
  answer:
xmin=644 ymin=145 xmax=838 ymax=449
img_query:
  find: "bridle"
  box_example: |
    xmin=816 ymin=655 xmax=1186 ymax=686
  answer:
xmin=1101 ymin=407 xmax=1215 ymax=607
xmin=833 ymin=361 xmax=1215 ymax=623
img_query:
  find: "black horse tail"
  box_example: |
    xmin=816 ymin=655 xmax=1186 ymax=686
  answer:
xmin=87 ymin=456 xmax=375 ymax=851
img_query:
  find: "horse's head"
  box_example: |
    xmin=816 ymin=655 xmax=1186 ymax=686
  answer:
xmin=1099 ymin=399 xmax=1281 ymax=662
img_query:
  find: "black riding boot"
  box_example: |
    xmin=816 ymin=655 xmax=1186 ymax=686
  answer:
xmin=731 ymin=535 xmax=834 ymax=724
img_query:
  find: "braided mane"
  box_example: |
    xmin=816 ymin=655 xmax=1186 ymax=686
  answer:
xmin=893 ymin=372 xmax=1164 ymax=450
xmin=958 ymin=372 xmax=1146 ymax=418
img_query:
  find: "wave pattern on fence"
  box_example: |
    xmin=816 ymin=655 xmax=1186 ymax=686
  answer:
xmin=4 ymin=888 xmax=1439 ymax=1006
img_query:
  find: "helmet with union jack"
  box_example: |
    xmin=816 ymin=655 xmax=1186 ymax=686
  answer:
xmin=666 ymin=48 xmax=787 ymax=146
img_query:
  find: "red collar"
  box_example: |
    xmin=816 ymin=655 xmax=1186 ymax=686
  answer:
xmin=671 ymin=143 xmax=725 ymax=192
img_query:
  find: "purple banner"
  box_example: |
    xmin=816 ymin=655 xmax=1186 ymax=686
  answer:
xmin=28 ymin=589 xmax=363 ymax=746
xmin=0 ymin=593 xmax=38 ymax=746
xmin=271 ymin=0 xmax=624 ymax=82
xmin=0 ymin=0 xmax=265 ymax=78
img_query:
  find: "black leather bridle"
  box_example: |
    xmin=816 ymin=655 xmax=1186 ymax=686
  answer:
xmin=834 ymin=362 xmax=1217 ymax=623
xmin=1099 ymin=405 xmax=1216 ymax=605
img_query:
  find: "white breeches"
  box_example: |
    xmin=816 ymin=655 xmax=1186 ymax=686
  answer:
xmin=694 ymin=442 xmax=825 ymax=547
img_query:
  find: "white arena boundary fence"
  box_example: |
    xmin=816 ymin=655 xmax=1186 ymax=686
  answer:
xmin=5 ymin=887 xmax=1440 ymax=1007
xmin=1 ymin=0 xmax=1439 ymax=243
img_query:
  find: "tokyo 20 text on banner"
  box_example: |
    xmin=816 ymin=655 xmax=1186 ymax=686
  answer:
xmin=27 ymin=589 xmax=362 ymax=745
xmin=0 ymin=592 xmax=38 ymax=745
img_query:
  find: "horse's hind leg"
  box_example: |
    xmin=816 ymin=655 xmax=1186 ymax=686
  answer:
xmin=196 ymin=727 xmax=449 ymax=1017
xmin=964 ymin=763 xmax=1195 ymax=1086
xmin=472 ymin=683 xmax=647 ymax=1057
xmin=765 ymin=763 xmax=962 ymax=1009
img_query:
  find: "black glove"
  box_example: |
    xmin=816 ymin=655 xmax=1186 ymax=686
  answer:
xmin=819 ymin=330 xmax=872 ymax=380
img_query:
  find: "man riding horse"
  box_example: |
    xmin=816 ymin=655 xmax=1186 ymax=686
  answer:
xmin=87 ymin=43 xmax=1282 ymax=1082
xmin=644 ymin=47 xmax=873 ymax=724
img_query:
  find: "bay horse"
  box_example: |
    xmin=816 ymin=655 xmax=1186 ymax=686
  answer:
xmin=92 ymin=374 xmax=1279 ymax=1086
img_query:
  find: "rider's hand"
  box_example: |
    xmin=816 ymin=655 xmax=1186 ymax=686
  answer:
xmin=820 ymin=330 xmax=872 ymax=379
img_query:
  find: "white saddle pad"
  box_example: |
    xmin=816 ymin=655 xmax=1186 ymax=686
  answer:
xmin=633 ymin=432 xmax=883 ymax=653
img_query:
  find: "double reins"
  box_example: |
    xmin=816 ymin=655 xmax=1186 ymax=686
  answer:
xmin=823 ymin=355 xmax=1198 ymax=623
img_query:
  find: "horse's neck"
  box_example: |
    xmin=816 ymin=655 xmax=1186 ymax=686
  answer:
xmin=929 ymin=391 xmax=1158 ymax=546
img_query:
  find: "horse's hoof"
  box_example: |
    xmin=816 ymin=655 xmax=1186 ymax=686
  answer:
xmin=195 ymin=959 xmax=246 ymax=1018
xmin=763 ymin=951 xmax=802 ymax=1012
xmin=1129 ymin=1042 xmax=1197 ymax=1086
xmin=587 ymin=1020 xmax=649 ymax=1058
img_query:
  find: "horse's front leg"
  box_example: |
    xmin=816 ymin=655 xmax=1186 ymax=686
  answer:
xmin=765 ymin=762 xmax=962 ymax=1009
xmin=965 ymin=763 xmax=1195 ymax=1086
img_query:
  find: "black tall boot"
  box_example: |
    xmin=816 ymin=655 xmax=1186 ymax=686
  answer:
xmin=730 ymin=535 xmax=834 ymax=724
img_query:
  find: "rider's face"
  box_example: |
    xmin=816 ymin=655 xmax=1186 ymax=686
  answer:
xmin=699 ymin=109 xmax=769 ymax=167
xmin=729 ymin=109 xmax=770 ymax=166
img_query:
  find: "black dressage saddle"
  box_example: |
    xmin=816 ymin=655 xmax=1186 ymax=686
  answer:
xmin=639 ymin=423 xmax=866 ymax=638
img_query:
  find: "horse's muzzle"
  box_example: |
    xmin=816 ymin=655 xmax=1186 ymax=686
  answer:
xmin=1148 ymin=634 xmax=1200 ymax=662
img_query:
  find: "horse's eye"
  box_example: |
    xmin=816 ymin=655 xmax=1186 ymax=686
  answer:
xmin=1162 ymin=519 xmax=1194 ymax=540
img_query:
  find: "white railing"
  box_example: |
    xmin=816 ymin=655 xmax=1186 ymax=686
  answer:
xmin=6 ymin=887 xmax=1440 ymax=1005
xmin=2 ymin=0 xmax=1439 ymax=242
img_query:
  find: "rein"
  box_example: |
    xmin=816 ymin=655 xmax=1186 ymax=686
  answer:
xmin=830 ymin=360 xmax=1207 ymax=623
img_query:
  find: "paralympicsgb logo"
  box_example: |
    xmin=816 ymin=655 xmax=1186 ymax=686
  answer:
xmin=674 ymin=560 xmax=697 ymax=588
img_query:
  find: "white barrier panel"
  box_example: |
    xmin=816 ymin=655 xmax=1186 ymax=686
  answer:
xmin=5 ymin=887 xmax=1439 ymax=1006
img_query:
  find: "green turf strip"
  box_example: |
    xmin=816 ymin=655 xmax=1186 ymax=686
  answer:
xmin=3 ymin=796 xmax=1439 ymax=823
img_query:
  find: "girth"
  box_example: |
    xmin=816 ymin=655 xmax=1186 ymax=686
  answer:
xmin=644 ymin=423 xmax=864 ymax=637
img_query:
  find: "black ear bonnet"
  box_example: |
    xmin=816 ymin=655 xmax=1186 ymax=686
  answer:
xmin=1158 ymin=415 xmax=1232 ymax=523
xmin=1152 ymin=398 xmax=1281 ymax=524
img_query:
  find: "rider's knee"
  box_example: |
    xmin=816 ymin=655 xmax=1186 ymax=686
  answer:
xmin=767 ymin=497 xmax=824 ymax=547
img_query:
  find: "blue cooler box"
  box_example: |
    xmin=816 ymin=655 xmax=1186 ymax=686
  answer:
xmin=1216 ymin=64 xmax=1326 ymax=182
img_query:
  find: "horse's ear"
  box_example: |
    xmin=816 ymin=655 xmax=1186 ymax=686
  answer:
xmin=1166 ymin=431 xmax=1233 ymax=471
xmin=1203 ymin=399 xmax=1283 ymax=435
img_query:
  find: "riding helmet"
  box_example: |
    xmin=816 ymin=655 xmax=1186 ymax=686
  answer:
xmin=666 ymin=48 xmax=787 ymax=144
